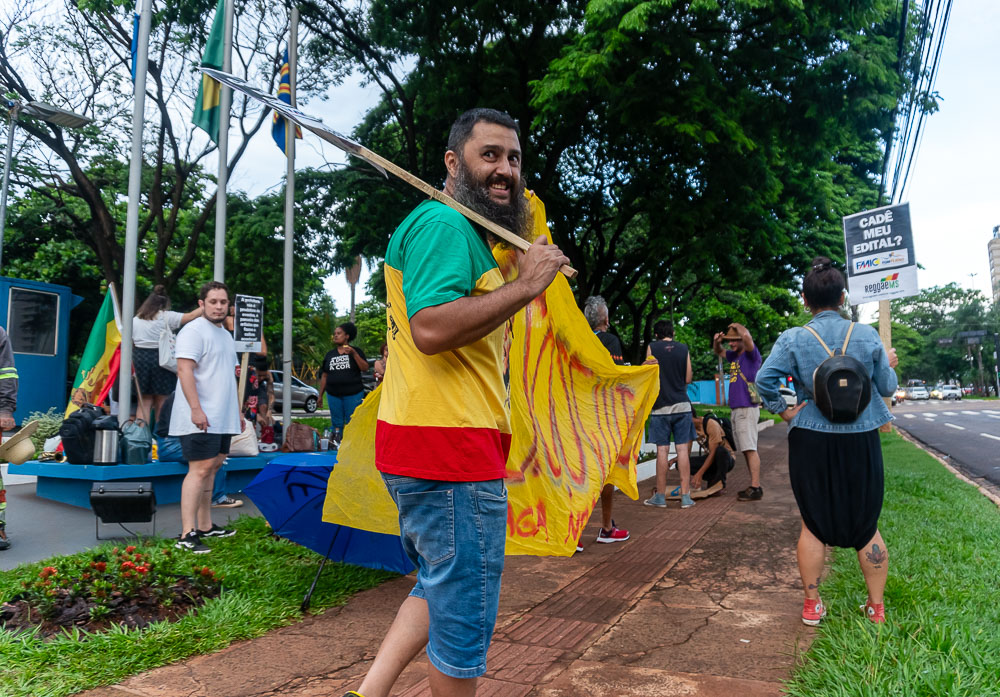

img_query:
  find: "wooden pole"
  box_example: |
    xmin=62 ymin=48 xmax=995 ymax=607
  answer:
xmin=237 ymin=352 xmax=249 ymax=408
xmin=879 ymin=299 xmax=893 ymax=433
xmin=350 ymin=143 xmax=577 ymax=279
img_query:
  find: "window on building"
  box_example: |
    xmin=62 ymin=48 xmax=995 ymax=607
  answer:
xmin=8 ymin=287 xmax=59 ymax=356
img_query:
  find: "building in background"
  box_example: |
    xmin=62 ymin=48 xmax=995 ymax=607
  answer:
xmin=990 ymin=225 xmax=1000 ymax=304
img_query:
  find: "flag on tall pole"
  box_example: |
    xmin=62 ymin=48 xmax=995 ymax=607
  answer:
xmin=67 ymin=286 xmax=122 ymax=416
xmin=130 ymin=8 xmax=140 ymax=82
xmin=272 ymin=48 xmax=302 ymax=154
xmin=192 ymin=0 xmax=226 ymax=143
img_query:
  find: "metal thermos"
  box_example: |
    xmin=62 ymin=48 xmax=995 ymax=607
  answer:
xmin=93 ymin=415 xmax=120 ymax=465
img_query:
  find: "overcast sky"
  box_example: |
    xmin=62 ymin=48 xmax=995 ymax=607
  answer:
xmin=226 ymin=1 xmax=998 ymax=314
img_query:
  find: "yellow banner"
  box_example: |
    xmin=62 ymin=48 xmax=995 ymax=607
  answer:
xmin=323 ymin=193 xmax=658 ymax=556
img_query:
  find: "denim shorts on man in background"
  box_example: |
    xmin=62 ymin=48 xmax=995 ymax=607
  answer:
xmin=649 ymin=411 xmax=696 ymax=446
xmin=380 ymin=474 xmax=508 ymax=679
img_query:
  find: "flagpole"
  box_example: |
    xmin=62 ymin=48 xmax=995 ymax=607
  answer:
xmin=281 ymin=6 xmax=298 ymax=438
xmin=118 ymin=0 xmax=153 ymax=426
xmin=214 ymin=0 xmax=234 ymax=282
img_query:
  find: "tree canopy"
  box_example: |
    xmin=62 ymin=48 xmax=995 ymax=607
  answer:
xmin=299 ymin=0 xmax=917 ymax=363
xmin=0 ymin=0 xmax=955 ymax=382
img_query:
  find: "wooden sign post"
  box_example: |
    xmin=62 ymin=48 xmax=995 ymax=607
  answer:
xmin=878 ymin=300 xmax=893 ymax=433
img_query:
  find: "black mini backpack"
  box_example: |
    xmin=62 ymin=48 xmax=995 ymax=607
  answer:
xmin=802 ymin=323 xmax=872 ymax=423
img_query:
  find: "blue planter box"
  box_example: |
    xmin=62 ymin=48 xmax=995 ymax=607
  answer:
xmin=15 ymin=452 xmax=285 ymax=509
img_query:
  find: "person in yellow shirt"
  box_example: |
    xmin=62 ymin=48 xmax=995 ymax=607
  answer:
xmin=343 ymin=109 xmax=568 ymax=697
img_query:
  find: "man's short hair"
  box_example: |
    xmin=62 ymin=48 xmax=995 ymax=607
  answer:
xmin=198 ymin=280 xmax=230 ymax=302
xmin=653 ymin=319 xmax=674 ymax=340
xmin=447 ymin=108 xmax=519 ymax=155
xmin=583 ymin=296 xmax=608 ymax=331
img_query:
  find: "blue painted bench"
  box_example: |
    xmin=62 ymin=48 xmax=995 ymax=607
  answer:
xmin=14 ymin=453 xmax=285 ymax=509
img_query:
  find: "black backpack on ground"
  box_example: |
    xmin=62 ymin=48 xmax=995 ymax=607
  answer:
xmin=703 ymin=411 xmax=737 ymax=452
xmin=59 ymin=404 xmax=103 ymax=464
xmin=803 ymin=323 xmax=871 ymax=424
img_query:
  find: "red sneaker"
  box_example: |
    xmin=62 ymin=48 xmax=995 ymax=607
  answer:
xmin=801 ymin=597 xmax=826 ymax=626
xmin=861 ymin=599 xmax=886 ymax=623
xmin=596 ymin=521 xmax=630 ymax=544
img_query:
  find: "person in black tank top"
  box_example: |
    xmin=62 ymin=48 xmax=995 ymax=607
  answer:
xmin=643 ymin=320 xmax=696 ymax=509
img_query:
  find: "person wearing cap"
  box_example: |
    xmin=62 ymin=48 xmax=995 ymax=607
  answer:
xmin=0 ymin=325 xmax=19 ymax=550
xmin=713 ymin=321 xmax=764 ymax=500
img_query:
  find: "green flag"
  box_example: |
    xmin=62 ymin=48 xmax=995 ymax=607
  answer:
xmin=192 ymin=0 xmax=226 ymax=143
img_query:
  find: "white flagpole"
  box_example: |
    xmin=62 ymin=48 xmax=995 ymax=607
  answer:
xmin=214 ymin=0 xmax=234 ymax=282
xmin=118 ymin=0 xmax=153 ymax=426
xmin=281 ymin=7 xmax=298 ymax=437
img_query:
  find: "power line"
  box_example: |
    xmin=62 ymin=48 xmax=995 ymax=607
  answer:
xmin=881 ymin=0 xmax=954 ymax=205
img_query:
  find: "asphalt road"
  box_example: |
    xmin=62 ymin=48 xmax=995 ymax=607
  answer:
xmin=892 ymin=399 xmax=1000 ymax=486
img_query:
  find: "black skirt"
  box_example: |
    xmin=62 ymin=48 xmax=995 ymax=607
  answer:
xmin=787 ymin=427 xmax=884 ymax=550
xmin=133 ymin=346 xmax=177 ymax=396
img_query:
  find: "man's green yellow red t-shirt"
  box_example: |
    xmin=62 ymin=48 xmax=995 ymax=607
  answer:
xmin=376 ymin=200 xmax=511 ymax=481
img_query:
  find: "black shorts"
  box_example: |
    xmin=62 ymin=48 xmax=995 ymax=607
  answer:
xmin=180 ymin=433 xmax=233 ymax=462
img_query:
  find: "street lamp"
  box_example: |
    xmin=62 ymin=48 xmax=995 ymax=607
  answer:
xmin=0 ymin=99 xmax=92 ymax=272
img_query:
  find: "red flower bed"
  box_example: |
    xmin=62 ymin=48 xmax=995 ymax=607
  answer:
xmin=1 ymin=544 xmax=223 ymax=640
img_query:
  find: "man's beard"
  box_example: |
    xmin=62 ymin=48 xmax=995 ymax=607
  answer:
xmin=452 ymin=159 xmax=531 ymax=240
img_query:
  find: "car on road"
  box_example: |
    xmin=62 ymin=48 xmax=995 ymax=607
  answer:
xmin=905 ymin=385 xmax=929 ymax=400
xmin=930 ymin=384 xmax=962 ymax=400
xmin=778 ymin=386 xmax=797 ymax=408
xmin=270 ymin=370 xmax=320 ymax=413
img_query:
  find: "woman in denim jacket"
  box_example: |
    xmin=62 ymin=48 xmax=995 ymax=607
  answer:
xmin=757 ymin=257 xmax=899 ymax=626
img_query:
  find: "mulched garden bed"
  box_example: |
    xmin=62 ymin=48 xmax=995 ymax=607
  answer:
xmin=1 ymin=580 xmax=218 ymax=640
xmin=0 ymin=544 xmax=223 ymax=640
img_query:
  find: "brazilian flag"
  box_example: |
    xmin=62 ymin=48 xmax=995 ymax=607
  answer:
xmin=192 ymin=0 xmax=226 ymax=143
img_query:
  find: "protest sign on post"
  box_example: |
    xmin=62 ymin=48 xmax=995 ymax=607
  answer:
xmin=234 ymin=295 xmax=264 ymax=406
xmin=234 ymin=294 xmax=264 ymax=353
xmin=843 ymin=203 xmax=918 ymax=431
xmin=843 ymin=203 xmax=918 ymax=304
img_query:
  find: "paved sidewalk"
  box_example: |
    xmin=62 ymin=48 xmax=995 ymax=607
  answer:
xmin=77 ymin=425 xmax=814 ymax=697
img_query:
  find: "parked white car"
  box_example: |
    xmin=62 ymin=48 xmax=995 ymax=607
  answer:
xmin=778 ymin=386 xmax=797 ymax=408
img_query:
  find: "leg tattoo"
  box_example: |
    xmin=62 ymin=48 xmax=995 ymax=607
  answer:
xmin=865 ymin=543 xmax=887 ymax=568
xmin=807 ymin=575 xmax=821 ymax=590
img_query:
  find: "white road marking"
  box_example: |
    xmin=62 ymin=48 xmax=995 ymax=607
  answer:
xmin=984 ymin=410 xmax=1000 ymax=415
xmin=986 ymin=415 xmax=1000 ymax=420
xmin=961 ymin=411 xmax=978 ymax=415
xmin=942 ymin=412 xmax=958 ymax=416
xmin=903 ymin=414 xmax=915 ymax=419
xmin=945 ymin=423 xmax=965 ymax=430
xmin=981 ymin=433 xmax=1000 ymax=442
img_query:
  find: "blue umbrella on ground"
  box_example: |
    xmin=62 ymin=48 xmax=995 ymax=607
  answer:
xmin=244 ymin=452 xmax=413 ymax=609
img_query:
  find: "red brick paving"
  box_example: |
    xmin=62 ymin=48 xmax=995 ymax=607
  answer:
xmin=73 ymin=425 xmax=817 ymax=696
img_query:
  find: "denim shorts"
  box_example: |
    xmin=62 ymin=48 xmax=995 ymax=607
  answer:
xmin=649 ymin=412 xmax=695 ymax=445
xmin=381 ymin=474 xmax=508 ymax=679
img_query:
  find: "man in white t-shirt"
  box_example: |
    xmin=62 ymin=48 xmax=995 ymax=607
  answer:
xmin=170 ymin=281 xmax=243 ymax=553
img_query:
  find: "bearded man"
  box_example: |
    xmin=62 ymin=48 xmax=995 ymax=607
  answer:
xmin=342 ymin=109 xmax=569 ymax=697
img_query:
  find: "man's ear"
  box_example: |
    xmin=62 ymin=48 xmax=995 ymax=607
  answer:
xmin=444 ymin=149 xmax=459 ymax=179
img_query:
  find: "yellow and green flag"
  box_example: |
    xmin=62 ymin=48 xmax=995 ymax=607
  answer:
xmin=322 ymin=193 xmax=659 ymax=556
xmin=192 ymin=0 xmax=226 ymax=143
xmin=66 ymin=289 xmax=121 ymax=416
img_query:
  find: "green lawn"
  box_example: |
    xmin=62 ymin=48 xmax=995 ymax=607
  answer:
xmin=0 ymin=517 xmax=395 ymax=697
xmin=785 ymin=432 xmax=1000 ymax=697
